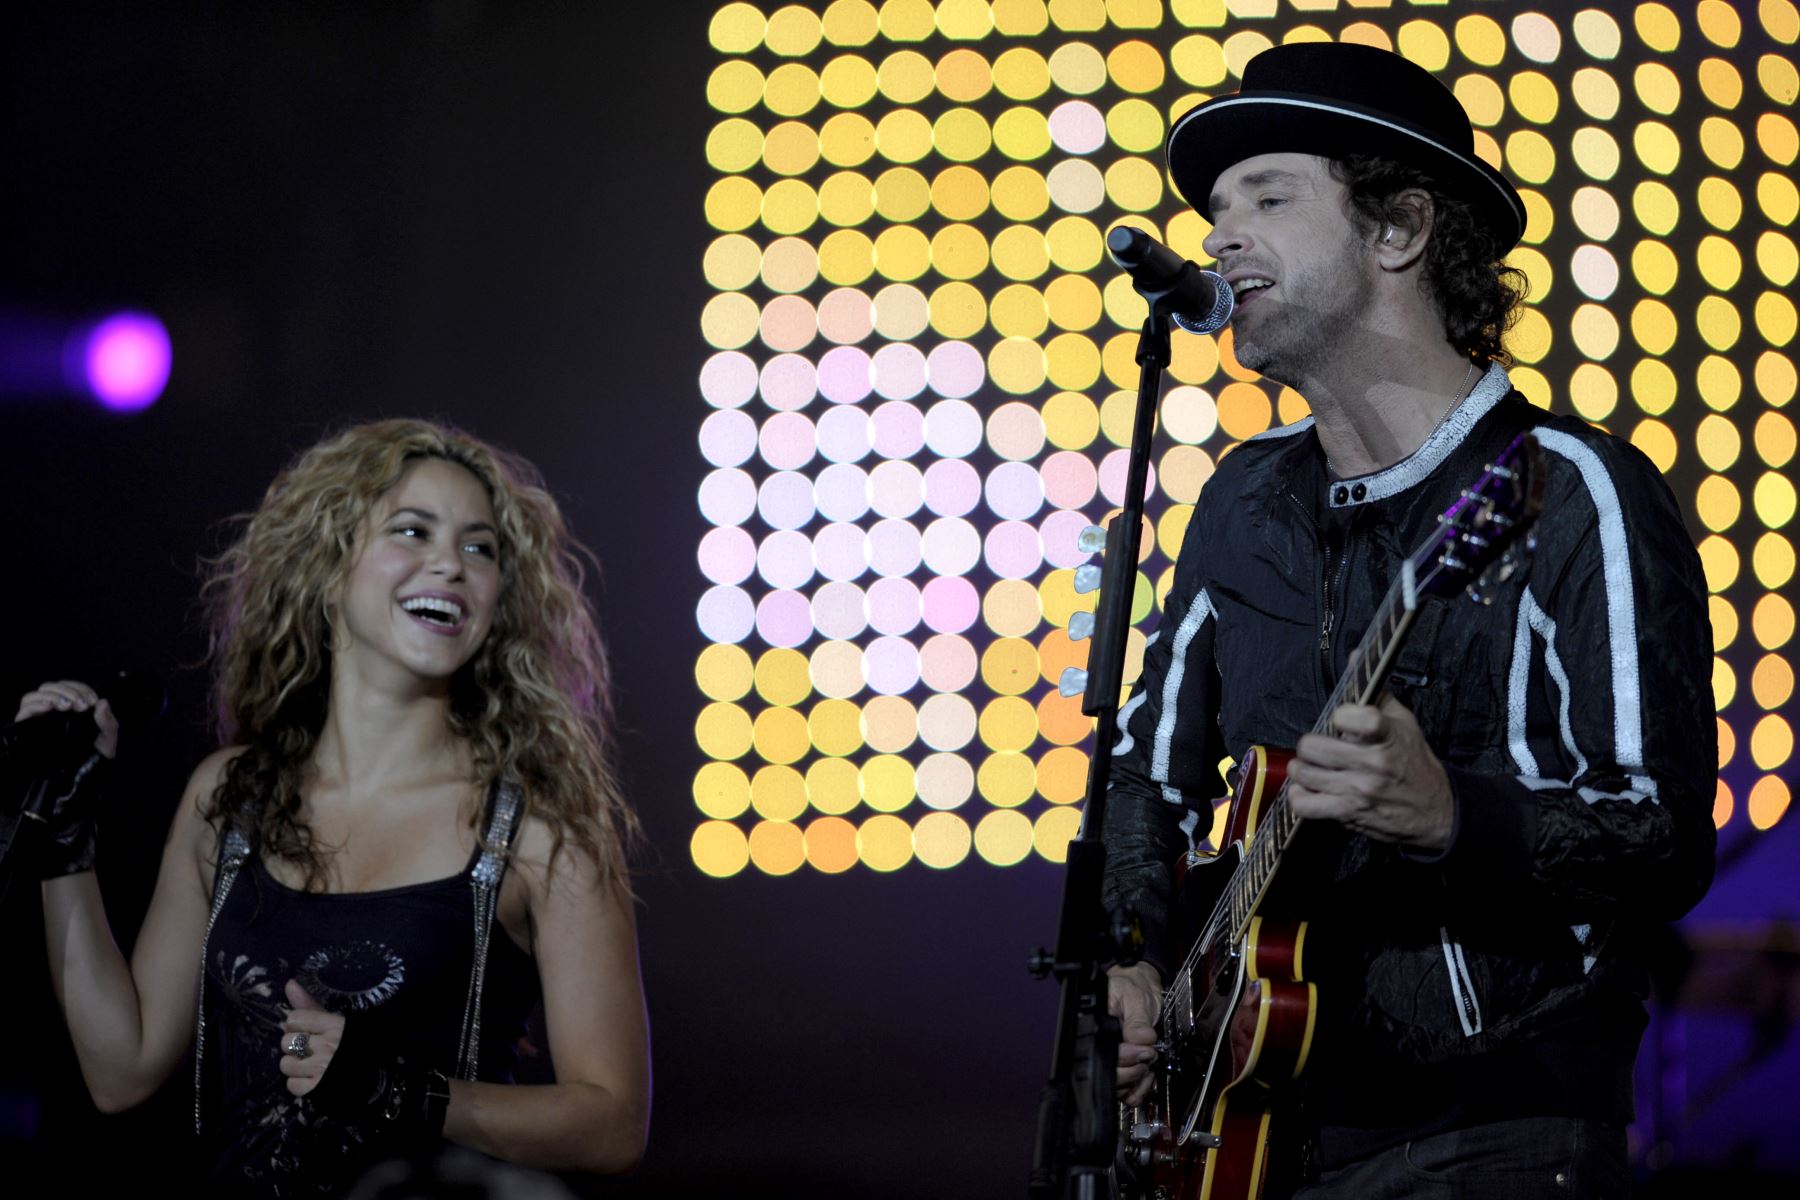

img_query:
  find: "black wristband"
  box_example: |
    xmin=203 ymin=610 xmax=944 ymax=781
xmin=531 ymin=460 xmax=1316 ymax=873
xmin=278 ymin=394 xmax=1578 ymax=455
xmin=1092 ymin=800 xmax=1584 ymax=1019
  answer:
xmin=27 ymin=752 xmax=107 ymax=879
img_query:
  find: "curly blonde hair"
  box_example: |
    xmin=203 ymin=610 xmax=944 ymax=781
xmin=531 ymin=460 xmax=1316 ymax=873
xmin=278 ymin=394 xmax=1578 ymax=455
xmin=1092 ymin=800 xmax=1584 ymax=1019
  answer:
xmin=202 ymin=419 xmax=637 ymax=893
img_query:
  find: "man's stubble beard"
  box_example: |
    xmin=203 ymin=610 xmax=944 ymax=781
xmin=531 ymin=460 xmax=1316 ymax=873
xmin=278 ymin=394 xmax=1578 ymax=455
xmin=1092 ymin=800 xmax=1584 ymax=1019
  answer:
xmin=1229 ymin=230 xmax=1379 ymax=391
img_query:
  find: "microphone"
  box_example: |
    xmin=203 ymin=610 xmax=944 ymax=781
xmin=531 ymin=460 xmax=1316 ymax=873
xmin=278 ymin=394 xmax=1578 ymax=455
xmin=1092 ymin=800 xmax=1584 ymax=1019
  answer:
xmin=1105 ymin=225 xmax=1235 ymax=334
xmin=0 ymin=671 xmax=166 ymax=766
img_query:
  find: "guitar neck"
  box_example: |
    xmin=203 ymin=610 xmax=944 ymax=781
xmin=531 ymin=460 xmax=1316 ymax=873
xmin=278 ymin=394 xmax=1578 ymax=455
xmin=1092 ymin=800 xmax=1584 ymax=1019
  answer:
xmin=1220 ymin=560 xmax=1423 ymax=943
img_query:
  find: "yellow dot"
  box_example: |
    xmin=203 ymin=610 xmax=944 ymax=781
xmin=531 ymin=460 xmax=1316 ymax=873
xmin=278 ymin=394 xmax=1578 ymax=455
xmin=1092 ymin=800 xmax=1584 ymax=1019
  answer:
xmin=1572 ymin=67 xmax=1622 ymax=120
xmin=1714 ymin=596 xmax=1740 ymax=651
xmin=753 ymin=707 xmax=811 ymax=765
xmin=806 ymin=757 xmax=862 ymax=816
xmin=1573 ymin=10 xmax=1623 ymax=59
xmin=710 ymin=3 xmax=766 ymax=54
xmin=1693 ymin=236 xmax=1743 ymax=293
xmin=860 ymin=754 xmax=916 ymax=814
xmin=1512 ymin=366 xmax=1553 ymax=410
xmin=988 ymin=336 xmax=1047 ymax=394
xmin=877 ymin=49 xmax=934 ymax=103
xmin=1455 ymin=75 xmax=1505 ymax=127
xmin=1758 ymin=292 xmax=1799 ymax=347
xmin=1762 ymin=53 xmax=1800 ymax=104
xmin=696 ymin=642 xmax=755 ymax=702
xmin=1751 ymin=714 xmax=1795 ymax=770
xmin=857 ymin=813 xmax=914 ymax=871
xmin=874 ymin=225 xmax=931 ymax=282
xmin=934 ymin=107 xmax=992 ymax=162
xmin=751 ymin=764 xmax=809 ymax=822
xmin=747 ymin=819 xmax=805 ymax=876
xmin=1761 ymin=113 xmax=1800 ymax=166
xmin=1697 ymin=413 xmax=1743 ymax=470
xmin=1042 ymin=274 xmax=1100 ymax=333
xmin=1715 ymin=655 xmax=1738 ymax=708
xmin=926 ymin=224 xmax=986 ymax=281
xmin=1455 ymin=14 xmax=1508 ymax=66
xmin=1698 ymin=0 xmax=1743 ymax=47
xmin=1044 ymin=390 xmax=1099 ymax=449
xmin=764 ymin=63 xmax=821 ymax=118
xmin=1633 ymin=122 xmax=1682 ymax=176
xmin=823 ymin=0 xmax=879 ymax=45
xmin=1045 ymin=217 xmax=1102 ymax=273
xmin=1632 ymin=299 xmax=1679 ymax=355
xmin=929 ymin=281 xmax=987 ymax=338
xmin=978 ymin=750 xmax=1038 ymax=809
xmin=991 ymin=283 xmax=1048 ymax=339
xmin=875 ymin=109 xmax=934 ymax=164
xmin=1699 ymin=57 xmax=1745 ymax=110
xmin=982 ymin=636 xmax=1042 ymax=695
xmin=993 ymin=46 xmax=1051 ymax=99
xmin=819 ymin=229 xmax=875 ymax=286
xmin=1698 ymin=177 xmax=1743 ymax=232
xmin=974 ymin=808 xmax=1034 ymax=867
xmin=1509 ymin=71 xmax=1560 ymax=124
xmin=1045 ymin=332 xmax=1100 ymax=390
xmin=819 ymin=57 xmax=877 ymax=110
xmin=913 ymin=811 xmax=972 ymax=869
xmin=762 ymin=178 xmax=819 ymax=235
xmin=1511 ymin=306 xmax=1555 ymax=363
xmin=696 ymin=701 xmax=753 ymax=760
xmin=1570 ymin=363 xmax=1619 ymax=420
xmin=1635 ymin=3 xmax=1683 ymax=52
xmin=1758 ymin=411 xmax=1798 ymax=466
xmin=1748 ymin=777 xmax=1791 ymax=831
xmin=936 ymin=0 xmax=994 ymax=40
xmin=1758 ymin=350 xmax=1798 ymax=405
xmin=1696 ymin=355 xmax=1740 ymax=411
xmin=1048 ymin=41 xmax=1107 ymax=93
xmin=1759 ymin=232 xmax=1800 ymax=288
xmin=873 ymin=166 xmax=929 ymax=224
xmin=994 ymin=106 xmax=1053 ymax=160
xmin=1755 ymin=593 xmax=1797 ymax=648
xmin=694 ymin=762 xmax=751 ymax=820
xmin=1099 ymin=388 xmax=1137 ymax=447
xmin=1105 ymin=158 xmax=1164 ymax=212
xmin=1701 ymin=117 xmax=1746 ymax=169
xmin=1697 ymin=475 xmax=1741 ymax=531
xmin=1172 ymin=33 xmax=1229 ymax=85
xmin=808 ymin=698 xmax=865 ymax=757
xmin=819 ymin=172 xmax=874 ymax=227
xmin=705 ymin=176 xmax=763 ymax=235
xmin=930 ymin=165 xmax=989 ymax=222
xmin=762 ymin=237 xmax=819 ymax=294
xmin=1698 ymin=296 xmax=1743 ymax=352
xmin=980 ymin=694 xmax=1040 ymax=754
xmin=1633 ymin=181 xmax=1680 ymax=235
xmin=1221 ymin=31 xmax=1274 ymax=80
xmin=1571 ymin=128 xmax=1620 ymax=181
xmin=1106 ymin=98 xmax=1165 ymax=155
xmin=1629 ymin=240 xmax=1678 ymax=295
xmin=1754 ymin=654 xmax=1796 ymax=709
xmin=1033 ymin=806 xmax=1084 ymax=864
xmin=709 ymin=60 xmax=766 ymax=115
xmin=1758 ymin=472 xmax=1799 ymax=527
xmin=1756 ymin=532 xmax=1797 ymax=587
xmin=1634 ymin=62 xmax=1683 ymax=115
xmin=992 ymin=165 xmax=1050 ymax=222
xmin=1506 ymin=130 xmax=1557 ymax=184
xmin=1698 ymin=534 xmax=1740 ymax=592
xmin=691 ymin=820 xmax=750 ymax=878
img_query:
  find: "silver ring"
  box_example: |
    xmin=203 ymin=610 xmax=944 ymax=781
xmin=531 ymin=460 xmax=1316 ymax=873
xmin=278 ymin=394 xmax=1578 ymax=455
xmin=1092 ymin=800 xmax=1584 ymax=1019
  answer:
xmin=283 ymin=1032 xmax=312 ymax=1060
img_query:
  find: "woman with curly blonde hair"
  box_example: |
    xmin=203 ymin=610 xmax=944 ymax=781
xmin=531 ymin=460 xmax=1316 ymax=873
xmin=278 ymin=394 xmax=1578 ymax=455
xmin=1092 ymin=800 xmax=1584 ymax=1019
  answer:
xmin=22 ymin=419 xmax=649 ymax=1195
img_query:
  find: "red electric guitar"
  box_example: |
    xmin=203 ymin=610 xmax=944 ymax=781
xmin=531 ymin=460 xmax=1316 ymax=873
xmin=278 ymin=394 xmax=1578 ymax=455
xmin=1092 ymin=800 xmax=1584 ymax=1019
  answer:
xmin=1118 ymin=432 xmax=1546 ymax=1200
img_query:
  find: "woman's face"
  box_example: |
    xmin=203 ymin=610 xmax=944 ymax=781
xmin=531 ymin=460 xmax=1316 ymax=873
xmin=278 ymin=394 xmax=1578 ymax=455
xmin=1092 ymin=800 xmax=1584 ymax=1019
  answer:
xmin=333 ymin=457 xmax=503 ymax=688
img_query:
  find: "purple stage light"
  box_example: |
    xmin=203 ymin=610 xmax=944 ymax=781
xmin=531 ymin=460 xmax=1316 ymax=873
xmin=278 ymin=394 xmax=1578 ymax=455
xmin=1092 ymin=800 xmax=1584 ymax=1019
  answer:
xmin=80 ymin=313 xmax=171 ymax=412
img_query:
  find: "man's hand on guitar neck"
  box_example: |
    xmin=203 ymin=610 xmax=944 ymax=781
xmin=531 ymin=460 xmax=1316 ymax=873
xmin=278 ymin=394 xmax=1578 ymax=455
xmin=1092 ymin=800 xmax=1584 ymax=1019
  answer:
xmin=1108 ymin=961 xmax=1162 ymax=1104
xmin=1289 ymin=695 xmax=1455 ymax=853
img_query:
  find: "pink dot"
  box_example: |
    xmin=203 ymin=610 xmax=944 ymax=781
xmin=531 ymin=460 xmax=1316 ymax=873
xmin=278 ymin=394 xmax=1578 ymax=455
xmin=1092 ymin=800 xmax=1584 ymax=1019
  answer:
xmin=986 ymin=401 xmax=1046 ymax=460
xmin=697 ymin=585 xmax=756 ymax=643
xmin=813 ymin=521 xmax=870 ymax=581
xmin=757 ymin=529 xmax=816 ymax=590
xmin=1041 ymin=450 xmax=1099 ymax=509
xmin=921 ymin=576 xmax=979 ymax=634
xmin=812 ymin=580 xmax=868 ymax=640
xmin=924 ymin=458 xmax=982 ymax=517
xmin=817 ymin=287 xmax=873 ymax=344
xmin=818 ymin=346 xmax=873 ymax=404
xmin=759 ymin=411 xmax=817 ymax=471
xmin=698 ymin=526 xmax=757 ymax=585
xmin=700 ymin=351 xmax=758 ymax=409
xmin=1040 ymin=509 xmax=1095 ymax=569
xmin=1049 ymin=100 xmax=1106 ymax=155
xmin=871 ymin=401 xmax=925 ymax=459
xmin=926 ymin=341 xmax=986 ymax=399
xmin=82 ymin=313 xmax=171 ymax=411
xmin=985 ymin=461 xmax=1045 ymax=520
xmin=814 ymin=463 xmax=871 ymax=522
xmin=757 ymin=472 xmax=817 ymax=530
xmin=984 ymin=521 xmax=1045 ymax=579
xmin=921 ymin=517 xmax=980 ymax=575
xmin=868 ymin=518 xmax=923 ymax=576
xmin=816 ymin=405 xmax=872 ymax=463
xmin=700 ymin=468 xmax=757 ymax=527
xmin=756 ymin=590 xmax=814 ymax=648
xmin=700 ymin=409 xmax=758 ymax=468
xmin=872 ymin=343 xmax=928 ymax=400
xmin=925 ymin=399 xmax=983 ymax=457
xmin=866 ymin=576 xmax=923 ymax=635
xmin=920 ymin=633 xmax=978 ymax=691
xmin=760 ymin=294 xmax=817 ymax=352
xmin=864 ymin=636 xmax=922 ymax=695
xmin=760 ymin=354 xmax=818 ymax=412
xmin=1098 ymin=448 xmax=1155 ymax=506
xmin=869 ymin=459 xmax=924 ymax=519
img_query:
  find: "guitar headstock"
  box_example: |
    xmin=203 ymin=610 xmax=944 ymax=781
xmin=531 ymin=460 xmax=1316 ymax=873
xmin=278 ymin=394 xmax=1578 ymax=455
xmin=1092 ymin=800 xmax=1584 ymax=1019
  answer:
xmin=1415 ymin=432 xmax=1546 ymax=603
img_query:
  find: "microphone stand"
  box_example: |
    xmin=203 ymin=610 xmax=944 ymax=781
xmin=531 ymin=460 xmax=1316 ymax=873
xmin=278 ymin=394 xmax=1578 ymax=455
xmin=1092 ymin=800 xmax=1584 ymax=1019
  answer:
xmin=1031 ymin=264 xmax=1217 ymax=1199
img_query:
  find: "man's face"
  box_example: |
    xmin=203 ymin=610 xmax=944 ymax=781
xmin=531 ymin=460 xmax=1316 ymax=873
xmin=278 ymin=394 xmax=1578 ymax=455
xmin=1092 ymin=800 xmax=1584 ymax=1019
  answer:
xmin=1201 ymin=152 xmax=1377 ymax=384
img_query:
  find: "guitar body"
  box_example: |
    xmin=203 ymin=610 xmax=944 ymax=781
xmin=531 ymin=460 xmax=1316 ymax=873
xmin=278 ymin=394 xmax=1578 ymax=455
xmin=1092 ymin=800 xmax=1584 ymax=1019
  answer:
xmin=1124 ymin=746 xmax=1319 ymax=1200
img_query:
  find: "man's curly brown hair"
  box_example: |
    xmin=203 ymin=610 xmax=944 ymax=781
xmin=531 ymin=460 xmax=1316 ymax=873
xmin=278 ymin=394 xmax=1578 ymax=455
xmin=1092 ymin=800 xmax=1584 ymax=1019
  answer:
xmin=1330 ymin=155 xmax=1528 ymax=363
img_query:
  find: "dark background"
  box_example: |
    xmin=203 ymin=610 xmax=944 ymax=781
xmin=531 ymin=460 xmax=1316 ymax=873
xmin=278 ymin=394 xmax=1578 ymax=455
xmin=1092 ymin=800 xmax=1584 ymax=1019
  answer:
xmin=2 ymin=4 xmax=1795 ymax=1197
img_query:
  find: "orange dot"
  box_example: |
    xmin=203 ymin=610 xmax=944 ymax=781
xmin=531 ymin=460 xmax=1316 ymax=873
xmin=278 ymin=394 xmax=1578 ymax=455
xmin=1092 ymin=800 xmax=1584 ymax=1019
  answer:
xmin=747 ymin=819 xmax=806 ymax=875
xmin=1713 ymin=778 xmax=1733 ymax=828
xmin=1037 ymin=745 xmax=1091 ymax=804
xmin=1748 ymin=776 xmax=1791 ymax=830
xmin=1215 ymin=327 xmax=1262 ymax=382
xmin=1037 ymin=627 xmax=1090 ymax=685
xmin=1718 ymin=716 xmax=1736 ymax=767
xmin=1217 ymin=382 xmax=1274 ymax=441
xmin=804 ymin=816 xmax=859 ymax=873
xmin=1036 ymin=689 xmax=1093 ymax=746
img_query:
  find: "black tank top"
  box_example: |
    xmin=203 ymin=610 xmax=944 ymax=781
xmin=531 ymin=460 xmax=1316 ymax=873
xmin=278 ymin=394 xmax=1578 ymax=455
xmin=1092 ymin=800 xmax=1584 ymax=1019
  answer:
xmin=201 ymin=794 xmax=539 ymax=1197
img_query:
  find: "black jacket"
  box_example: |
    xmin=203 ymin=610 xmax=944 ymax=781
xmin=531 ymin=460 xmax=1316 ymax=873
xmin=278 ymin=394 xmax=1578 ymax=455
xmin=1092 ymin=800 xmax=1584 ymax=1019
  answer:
xmin=1102 ymin=366 xmax=1716 ymax=1136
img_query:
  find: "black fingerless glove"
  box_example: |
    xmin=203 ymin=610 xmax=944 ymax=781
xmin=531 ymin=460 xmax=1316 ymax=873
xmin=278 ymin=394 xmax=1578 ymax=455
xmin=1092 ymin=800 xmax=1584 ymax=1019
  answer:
xmin=307 ymin=1014 xmax=451 ymax=1142
xmin=24 ymin=752 xmax=108 ymax=879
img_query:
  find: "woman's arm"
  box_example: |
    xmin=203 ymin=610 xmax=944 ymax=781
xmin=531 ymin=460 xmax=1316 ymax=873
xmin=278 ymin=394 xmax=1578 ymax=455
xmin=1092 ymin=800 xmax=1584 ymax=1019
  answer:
xmin=40 ymin=744 xmax=229 ymax=1112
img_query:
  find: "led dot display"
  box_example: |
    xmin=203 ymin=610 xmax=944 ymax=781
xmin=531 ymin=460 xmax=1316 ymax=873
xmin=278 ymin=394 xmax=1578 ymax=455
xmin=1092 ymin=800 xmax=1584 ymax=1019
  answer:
xmin=693 ymin=1 xmax=1798 ymax=876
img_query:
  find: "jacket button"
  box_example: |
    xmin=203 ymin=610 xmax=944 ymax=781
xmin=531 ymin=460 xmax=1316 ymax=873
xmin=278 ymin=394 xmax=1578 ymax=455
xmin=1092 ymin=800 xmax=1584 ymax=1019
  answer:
xmin=1334 ymin=486 xmax=1349 ymax=504
xmin=1352 ymin=483 xmax=1367 ymax=501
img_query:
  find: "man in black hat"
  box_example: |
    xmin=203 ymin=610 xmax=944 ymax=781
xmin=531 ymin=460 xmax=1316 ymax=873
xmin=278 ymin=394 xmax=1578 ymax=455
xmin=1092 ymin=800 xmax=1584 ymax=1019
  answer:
xmin=1101 ymin=42 xmax=1715 ymax=1197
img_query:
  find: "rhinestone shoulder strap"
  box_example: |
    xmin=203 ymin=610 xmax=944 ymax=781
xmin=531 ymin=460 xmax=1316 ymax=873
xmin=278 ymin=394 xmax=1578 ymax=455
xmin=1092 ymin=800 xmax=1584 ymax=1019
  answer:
xmin=456 ymin=781 xmax=522 ymax=1081
xmin=194 ymin=824 xmax=251 ymax=1134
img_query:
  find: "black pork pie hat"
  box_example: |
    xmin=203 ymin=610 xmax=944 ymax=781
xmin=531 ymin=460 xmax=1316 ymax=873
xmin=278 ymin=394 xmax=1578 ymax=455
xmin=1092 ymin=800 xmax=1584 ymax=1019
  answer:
xmin=1167 ymin=42 xmax=1526 ymax=250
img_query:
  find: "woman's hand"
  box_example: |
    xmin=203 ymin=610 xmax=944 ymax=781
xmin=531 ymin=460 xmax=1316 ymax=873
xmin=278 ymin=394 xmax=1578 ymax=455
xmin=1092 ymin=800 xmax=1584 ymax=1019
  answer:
xmin=15 ymin=680 xmax=119 ymax=759
xmin=277 ymin=980 xmax=345 ymax=1097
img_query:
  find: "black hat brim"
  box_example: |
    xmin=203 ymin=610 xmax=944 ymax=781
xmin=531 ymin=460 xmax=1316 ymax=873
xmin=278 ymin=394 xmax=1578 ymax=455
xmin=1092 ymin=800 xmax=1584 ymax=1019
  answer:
xmin=1167 ymin=92 xmax=1527 ymax=250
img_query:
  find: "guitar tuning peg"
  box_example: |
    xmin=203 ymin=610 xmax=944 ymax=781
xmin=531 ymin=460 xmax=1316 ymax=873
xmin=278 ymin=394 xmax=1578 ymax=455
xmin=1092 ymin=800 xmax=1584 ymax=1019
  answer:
xmin=1073 ymin=564 xmax=1101 ymax=594
xmin=1077 ymin=524 xmax=1107 ymax=554
xmin=1058 ymin=667 xmax=1089 ymax=697
xmin=1068 ymin=611 xmax=1095 ymax=641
